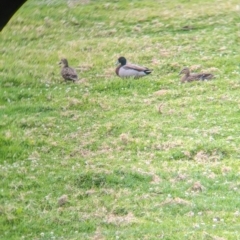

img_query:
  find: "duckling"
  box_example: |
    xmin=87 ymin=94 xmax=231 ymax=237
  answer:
xmin=179 ymin=67 xmax=214 ymax=83
xmin=116 ymin=56 xmax=152 ymax=79
xmin=59 ymin=58 xmax=78 ymax=82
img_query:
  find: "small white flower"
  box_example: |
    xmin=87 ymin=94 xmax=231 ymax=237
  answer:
xmin=194 ymin=224 xmax=200 ymax=228
xmin=213 ymin=217 xmax=220 ymax=222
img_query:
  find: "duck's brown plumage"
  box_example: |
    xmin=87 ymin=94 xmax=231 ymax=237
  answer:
xmin=179 ymin=67 xmax=214 ymax=83
xmin=59 ymin=58 xmax=78 ymax=82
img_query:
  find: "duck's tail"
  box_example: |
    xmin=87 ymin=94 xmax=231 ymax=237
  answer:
xmin=144 ymin=69 xmax=152 ymax=75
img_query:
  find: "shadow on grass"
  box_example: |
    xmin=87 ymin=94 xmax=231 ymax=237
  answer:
xmin=75 ymin=170 xmax=152 ymax=190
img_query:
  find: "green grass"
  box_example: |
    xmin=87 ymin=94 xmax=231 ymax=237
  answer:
xmin=1 ymin=0 xmax=240 ymax=239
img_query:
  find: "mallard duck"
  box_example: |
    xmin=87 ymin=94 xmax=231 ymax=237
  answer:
xmin=59 ymin=58 xmax=78 ymax=82
xmin=115 ymin=56 xmax=152 ymax=78
xmin=179 ymin=67 xmax=214 ymax=83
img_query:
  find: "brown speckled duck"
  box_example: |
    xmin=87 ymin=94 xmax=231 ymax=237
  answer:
xmin=116 ymin=57 xmax=152 ymax=79
xmin=59 ymin=58 xmax=78 ymax=82
xmin=179 ymin=67 xmax=214 ymax=83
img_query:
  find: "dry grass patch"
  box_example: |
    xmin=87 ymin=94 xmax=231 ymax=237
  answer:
xmin=159 ymin=197 xmax=192 ymax=207
xmin=105 ymin=212 xmax=137 ymax=226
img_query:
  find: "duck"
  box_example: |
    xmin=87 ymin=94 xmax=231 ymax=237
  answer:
xmin=59 ymin=58 xmax=78 ymax=82
xmin=179 ymin=67 xmax=214 ymax=83
xmin=115 ymin=56 xmax=152 ymax=78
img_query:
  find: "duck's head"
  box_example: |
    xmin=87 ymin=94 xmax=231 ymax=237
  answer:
xmin=59 ymin=58 xmax=68 ymax=67
xmin=116 ymin=56 xmax=127 ymax=66
xmin=179 ymin=67 xmax=190 ymax=75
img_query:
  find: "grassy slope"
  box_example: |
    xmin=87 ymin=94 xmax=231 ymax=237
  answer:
xmin=0 ymin=0 xmax=240 ymax=239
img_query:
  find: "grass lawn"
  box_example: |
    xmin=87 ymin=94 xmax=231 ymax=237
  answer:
xmin=1 ymin=0 xmax=240 ymax=239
